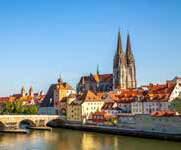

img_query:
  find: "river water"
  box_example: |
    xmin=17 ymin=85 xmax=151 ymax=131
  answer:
xmin=0 ymin=128 xmax=181 ymax=150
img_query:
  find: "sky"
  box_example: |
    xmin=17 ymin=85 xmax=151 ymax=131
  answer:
xmin=0 ymin=0 xmax=180 ymax=96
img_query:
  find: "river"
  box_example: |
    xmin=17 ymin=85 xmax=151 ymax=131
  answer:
xmin=0 ymin=128 xmax=181 ymax=150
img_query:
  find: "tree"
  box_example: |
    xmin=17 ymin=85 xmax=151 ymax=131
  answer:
xmin=170 ymin=97 xmax=181 ymax=113
xmin=1 ymin=100 xmax=39 ymax=115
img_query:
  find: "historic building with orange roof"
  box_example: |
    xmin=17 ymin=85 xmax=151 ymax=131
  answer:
xmin=76 ymin=31 xmax=137 ymax=93
xmin=67 ymin=90 xmax=105 ymax=123
xmin=99 ymin=77 xmax=181 ymax=115
xmin=39 ymin=76 xmax=76 ymax=115
xmin=131 ymin=79 xmax=181 ymax=114
xmin=5 ymin=86 xmax=45 ymax=106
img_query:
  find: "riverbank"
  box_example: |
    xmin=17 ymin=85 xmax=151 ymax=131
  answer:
xmin=49 ymin=123 xmax=181 ymax=141
xmin=27 ymin=126 xmax=52 ymax=131
xmin=0 ymin=129 xmax=28 ymax=134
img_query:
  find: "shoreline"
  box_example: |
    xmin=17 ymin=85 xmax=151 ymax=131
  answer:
xmin=0 ymin=129 xmax=28 ymax=134
xmin=48 ymin=123 xmax=181 ymax=141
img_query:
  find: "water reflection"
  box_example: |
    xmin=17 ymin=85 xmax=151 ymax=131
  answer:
xmin=0 ymin=129 xmax=181 ymax=150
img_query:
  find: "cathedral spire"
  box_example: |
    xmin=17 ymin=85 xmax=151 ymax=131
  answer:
xmin=58 ymin=74 xmax=63 ymax=84
xmin=126 ymin=33 xmax=134 ymax=64
xmin=114 ymin=30 xmax=125 ymax=68
xmin=21 ymin=86 xmax=26 ymax=97
xmin=117 ymin=30 xmax=123 ymax=55
xmin=96 ymin=64 xmax=100 ymax=75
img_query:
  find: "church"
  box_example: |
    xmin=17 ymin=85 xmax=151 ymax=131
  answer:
xmin=76 ymin=31 xmax=137 ymax=93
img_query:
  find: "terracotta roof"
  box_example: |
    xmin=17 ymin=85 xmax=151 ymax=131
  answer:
xmin=77 ymin=90 xmax=102 ymax=102
xmin=92 ymin=111 xmax=115 ymax=120
xmin=56 ymin=82 xmax=74 ymax=90
xmin=104 ymin=81 xmax=176 ymax=103
xmin=151 ymin=111 xmax=176 ymax=117
xmin=0 ymin=97 xmax=9 ymax=103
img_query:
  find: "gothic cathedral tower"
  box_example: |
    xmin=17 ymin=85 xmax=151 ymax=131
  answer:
xmin=125 ymin=34 xmax=137 ymax=88
xmin=113 ymin=31 xmax=137 ymax=90
xmin=113 ymin=31 xmax=127 ymax=89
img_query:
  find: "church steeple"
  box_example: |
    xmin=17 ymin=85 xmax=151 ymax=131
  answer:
xmin=21 ymin=86 xmax=26 ymax=97
xmin=58 ymin=74 xmax=63 ymax=84
xmin=117 ymin=30 xmax=123 ymax=55
xmin=29 ymin=86 xmax=34 ymax=97
xmin=125 ymin=33 xmax=137 ymax=89
xmin=126 ymin=33 xmax=135 ymax=64
xmin=114 ymin=30 xmax=126 ymax=68
xmin=96 ymin=64 xmax=100 ymax=75
xmin=113 ymin=30 xmax=127 ymax=90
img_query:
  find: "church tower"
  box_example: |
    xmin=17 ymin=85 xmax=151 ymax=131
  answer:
xmin=21 ymin=86 xmax=26 ymax=97
xmin=113 ymin=31 xmax=127 ymax=89
xmin=125 ymin=34 xmax=137 ymax=88
xmin=29 ymin=86 xmax=34 ymax=97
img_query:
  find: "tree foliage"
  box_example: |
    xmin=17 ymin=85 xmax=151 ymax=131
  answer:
xmin=170 ymin=97 xmax=181 ymax=113
xmin=0 ymin=100 xmax=38 ymax=115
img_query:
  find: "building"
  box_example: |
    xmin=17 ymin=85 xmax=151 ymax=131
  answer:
xmin=77 ymin=73 xmax=113 ymax=93
xmin=77 ymin=31 xmax=137 ymax=93
xmin=91 ymin=111 xmax=116 ymax=125
xmin=102 ymin=89 xmax=142 ymax=115
xmin=39 ymin=77 xmax=75 ymax=115
xmin=9 ymin=86 xmax=45 ymax=106
xmin=101 ymin=102 xmax=124 ymax=116
xmin=67 ymin=90 xmax=105 ymax=123
xmin=58 ymin=94 xmax=77 ymax=115
xmin=53 ymin=76 xmax=76 ymax=108
xmin=113 ymin=32 xmax=136 ymax=90
xmin=131 ymin=81 xmax=181 ymax=114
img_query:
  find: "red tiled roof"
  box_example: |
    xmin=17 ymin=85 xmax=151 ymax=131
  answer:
xmin=0 ymin=97 xmax=10 ymax=103
xmin=151 ymin=111 xmax=176 ymax=117
xmin=104 ymin=81 xmax=176 ymax=103
xmin=77 ymin=90 xmax=102 ymax=102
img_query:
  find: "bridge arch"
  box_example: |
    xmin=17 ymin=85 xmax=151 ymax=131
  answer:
xmin=19 ymin=119 xmax=36 ymax=129
xmin=46 ymin=118 xmax=65 ymax=127
xmin=0 ymin=121 xmax=5 ymax=130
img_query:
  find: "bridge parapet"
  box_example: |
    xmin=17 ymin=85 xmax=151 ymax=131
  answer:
xmin=0 ymin=115 xmax=62 ymax=129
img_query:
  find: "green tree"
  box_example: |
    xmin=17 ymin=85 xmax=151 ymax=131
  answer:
xmin=1 ymin=100 xmax=39 ymax=115
xmin=2 ymin=101 xmax=14 ymax=114
xmin=170 ymin=97 xmax=181 ymax=113
xmin=13 ymin=101 xmax=23 ymax=114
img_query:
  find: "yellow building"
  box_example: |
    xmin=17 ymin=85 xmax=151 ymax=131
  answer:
xmin=67 ymin=91 xmax=105 ymax=123
xmin=54 ymin=78 xmax=75 ymax=102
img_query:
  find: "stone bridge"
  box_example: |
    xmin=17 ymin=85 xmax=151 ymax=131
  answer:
xmin=0 ymin=115 xmax=64 ymax=129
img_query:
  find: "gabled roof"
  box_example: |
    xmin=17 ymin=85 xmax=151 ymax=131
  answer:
xmin=104 ymin=81 xmax=177 ymax=103
xmin=56 ymin=82 xmax=74 ymax=91
xmin=79 ymin=73 xmax=113 ymax=84
xmin=40 ymin=84 xmax=56 ymax=107
xmin=77 ymin=90 xmax=102 ymax=102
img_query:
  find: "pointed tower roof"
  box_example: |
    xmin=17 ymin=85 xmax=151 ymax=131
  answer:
xmin=114 ymin=30 xmax=126 ymax=68
xmin=29 ymin=86 xmax=33 ymax=92
xmin=117 ymin=30 xmax=123 ymax=55
xmin=126 ymin=33 xmax=135 ymax=64
xmin=21 ymin=86 xmax=25 ymax=91
xmin=96 ymin=64 xmax=100 ymax=75
xmin=58 ymin=74 xmax=63 ymax=84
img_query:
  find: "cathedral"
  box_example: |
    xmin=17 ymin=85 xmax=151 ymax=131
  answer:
xmin=77 ymin=31 xmax=137 ymax=93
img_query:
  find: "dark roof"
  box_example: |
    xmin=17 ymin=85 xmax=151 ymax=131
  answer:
xmin=40 ymin=84 xmax=56 ymax=107
xmin=79 ymin=74 xmax=113 ymax=84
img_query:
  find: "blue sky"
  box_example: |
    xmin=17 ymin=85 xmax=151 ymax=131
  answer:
xmin=0 ymin=0 xmax=180 ymax=96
